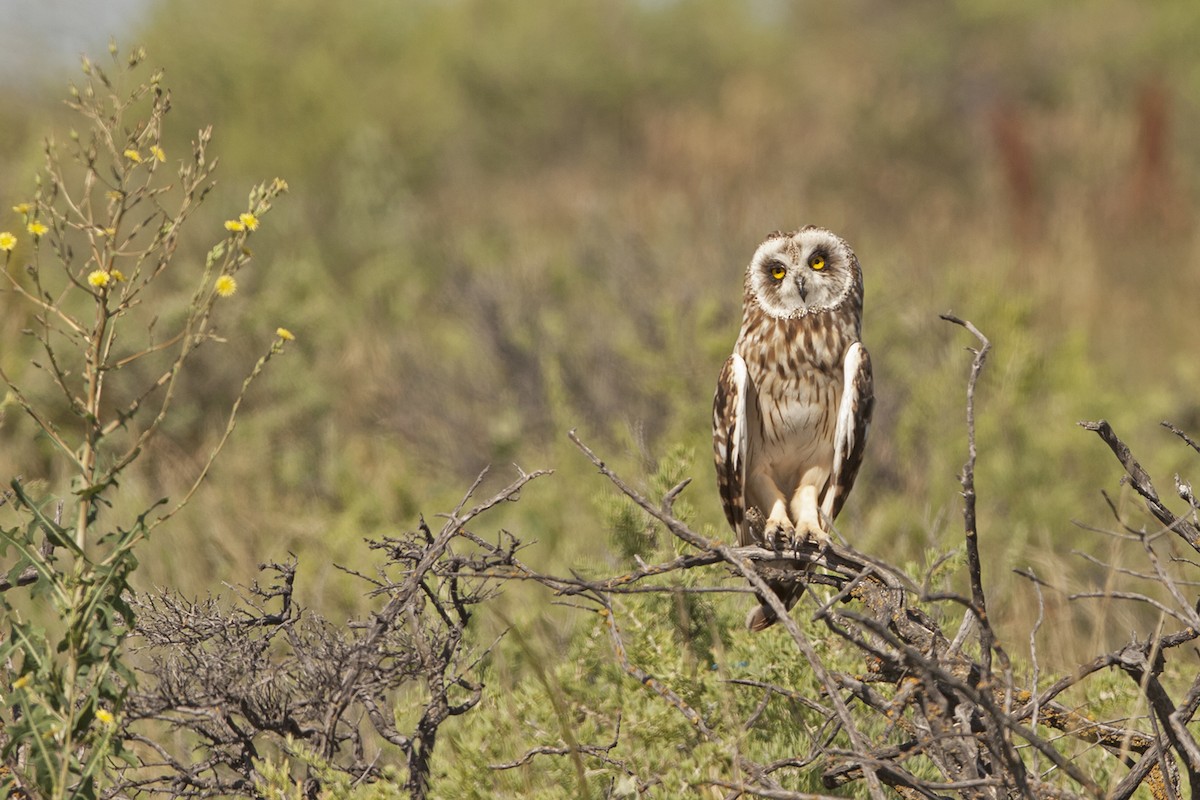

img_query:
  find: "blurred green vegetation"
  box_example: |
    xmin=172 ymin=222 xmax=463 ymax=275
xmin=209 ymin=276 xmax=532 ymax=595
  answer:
xmin=2 ymin=0 xmax=1199 ymax=793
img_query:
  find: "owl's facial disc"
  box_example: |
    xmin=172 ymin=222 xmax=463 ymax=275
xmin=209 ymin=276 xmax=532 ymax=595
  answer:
xmin=747 ymin=227 xmax=856 ymax=319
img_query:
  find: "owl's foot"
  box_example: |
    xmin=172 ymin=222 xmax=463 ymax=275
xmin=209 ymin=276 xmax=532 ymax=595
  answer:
xmin=794 ymin=518 xmax=832 ymax=548
xmin=789 ymin=484 xmax=832 ymax=549
xmin=762 ymin=517 xmax=796 ymax=551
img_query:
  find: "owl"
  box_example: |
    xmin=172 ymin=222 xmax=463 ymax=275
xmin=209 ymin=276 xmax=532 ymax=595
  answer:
xmin=712 ymin=226 xmax=874 ymax=631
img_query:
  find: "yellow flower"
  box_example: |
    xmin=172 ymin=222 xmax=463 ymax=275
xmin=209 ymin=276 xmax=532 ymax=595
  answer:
xmin=12 ymin=202 xmax=31 ymax=215
xmin=88 ymin=270 xmax=111 ymax=288
xmin=0 ymin=232 xmax=15 ymax=251
xmin=215 ymin=275 xmax=237 ymax=297
xmin=95 ymin=708 xmax=115 ymax=726
xmin=12 ymin=674 xmax=31 ymax=690
xmin=123 ymin=148 xmax=142 ymax=163
xmin=276 ymin=327 xmax=295 ymax=341
xmin=239 ymin=212 xmax=259 ymax=231
xmin=224 ymin=219 xmax=244 ymax=232
xmin=27 ymin=221 xmax=48 ymax=237
xmin=149 ymin=145 xmax=166 ymax=162
xmin=110 ymin=269 xmax=126 ymax=282
xmin=103 ymin=227 xmax=117 ymax=237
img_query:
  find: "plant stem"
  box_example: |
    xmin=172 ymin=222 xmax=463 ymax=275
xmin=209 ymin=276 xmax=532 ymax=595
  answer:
xmin=76 ymin=294 xmax=110 ymax=549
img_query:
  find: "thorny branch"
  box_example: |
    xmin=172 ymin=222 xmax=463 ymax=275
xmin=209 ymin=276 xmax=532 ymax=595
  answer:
xmin=107 ymin=467 xmax=551 ymax=800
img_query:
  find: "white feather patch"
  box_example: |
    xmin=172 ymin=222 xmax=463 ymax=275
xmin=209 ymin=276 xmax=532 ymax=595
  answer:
xmin=824 ymin=341 xmax=867 ymax=521
xmin=728 ymin=354 xmax=748 ymax=535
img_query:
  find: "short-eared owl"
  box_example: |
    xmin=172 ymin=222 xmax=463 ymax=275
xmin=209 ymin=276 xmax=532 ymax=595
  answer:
xmin=712 ymin=227 xmax=874 ymax=631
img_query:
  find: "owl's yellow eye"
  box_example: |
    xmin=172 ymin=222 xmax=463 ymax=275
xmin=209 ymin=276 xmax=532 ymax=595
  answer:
xmin=770 ymin=264 xmax=786 ymax=281
xmin=810 ymin=256 xmax=826 ymax=271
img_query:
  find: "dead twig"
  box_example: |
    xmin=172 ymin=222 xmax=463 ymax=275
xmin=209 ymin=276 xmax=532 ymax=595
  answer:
xmin=1080 ymin=420 xmax=1200 ymax=552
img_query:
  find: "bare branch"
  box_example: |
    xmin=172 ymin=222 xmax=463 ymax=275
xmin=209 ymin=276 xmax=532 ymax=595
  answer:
xmin=1162 ymin=421 xmax=1200 ymax=455
xmin=939 ymin=313 xmax=997 ymax=680
xmin=1080 ymin=419 xmax=1200 ymax=552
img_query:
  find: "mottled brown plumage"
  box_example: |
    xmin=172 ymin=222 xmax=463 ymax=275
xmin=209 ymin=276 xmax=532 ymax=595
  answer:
xmin=712 ymin=227 xmax=874 ymax=630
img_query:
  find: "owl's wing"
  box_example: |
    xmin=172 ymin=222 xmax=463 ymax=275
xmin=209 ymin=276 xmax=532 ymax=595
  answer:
xmin=822 ymin=342 xmax=875 ymax=523
xmin=713 ymin=353 xmax=751 ymax=545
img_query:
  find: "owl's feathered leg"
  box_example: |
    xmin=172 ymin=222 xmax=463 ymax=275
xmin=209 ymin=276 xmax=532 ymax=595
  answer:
xmin=790 ymin=484 xmax=832 ymax=546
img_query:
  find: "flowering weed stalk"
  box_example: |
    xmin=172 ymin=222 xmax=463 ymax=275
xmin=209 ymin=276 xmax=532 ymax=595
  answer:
xmin=0 ymin=44 xmax=290 ymax=799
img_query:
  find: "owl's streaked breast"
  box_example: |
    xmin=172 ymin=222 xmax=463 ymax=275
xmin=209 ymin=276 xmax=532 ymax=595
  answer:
xmin=737 ymin=311 xmax=857 ymax=400
xmin=736 ymin=308 xmax=857 ymax=481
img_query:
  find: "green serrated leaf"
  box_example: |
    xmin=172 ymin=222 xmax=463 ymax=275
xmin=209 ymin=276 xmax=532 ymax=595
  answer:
xmin=5 ymin=557 xmax=31 ymax=589
xmin=11 ymin=480 xmax=80 ymax=556
xmin=0 ymin=526 xmax=18 ymax=558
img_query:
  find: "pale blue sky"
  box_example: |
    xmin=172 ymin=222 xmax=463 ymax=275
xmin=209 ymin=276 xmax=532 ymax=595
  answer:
xmin=0 ymin=0 xmax=149 ymax=85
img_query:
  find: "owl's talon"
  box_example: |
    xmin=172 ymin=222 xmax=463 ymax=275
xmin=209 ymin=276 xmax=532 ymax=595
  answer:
xmin=762 ymin=518 xmax=795 ymax=552
xmin=812 ymin=535 xmax=833 ymax=565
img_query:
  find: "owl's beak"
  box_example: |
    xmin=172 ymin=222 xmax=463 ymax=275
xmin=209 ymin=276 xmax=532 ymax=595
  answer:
xmin=795 ymin=274 xmax=808 ymax=302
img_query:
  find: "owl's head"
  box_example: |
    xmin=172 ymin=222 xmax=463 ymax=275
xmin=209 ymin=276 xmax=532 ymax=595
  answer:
xmin=745 ymin=226 xmax=861 ymax=319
